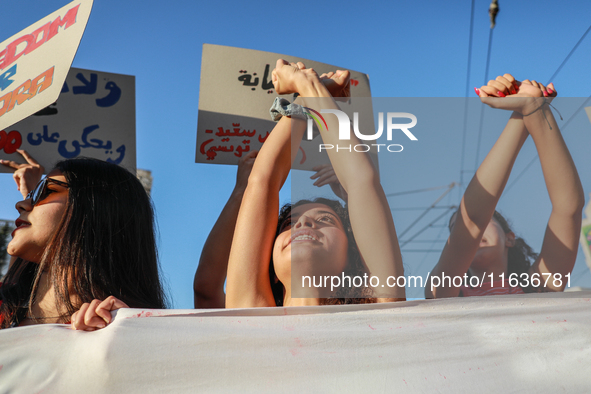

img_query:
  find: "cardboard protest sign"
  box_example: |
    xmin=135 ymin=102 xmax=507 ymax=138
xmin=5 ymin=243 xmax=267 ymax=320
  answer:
xmin=0 ymin=67 xmax=136 ymax=172
xmin=0 ymin=0 xmax=93 ymax=131
xmin=196 ymin=44 xmax=375 ymax=170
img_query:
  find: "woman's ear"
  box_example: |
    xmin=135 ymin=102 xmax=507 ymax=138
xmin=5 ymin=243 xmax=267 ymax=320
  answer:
xmin=506 ymin=231 xmax=516 ymax=247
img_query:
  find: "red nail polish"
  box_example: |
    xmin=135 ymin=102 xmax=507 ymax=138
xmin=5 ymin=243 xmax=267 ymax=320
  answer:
xmin=543 ymin=90 xmax=548 ymax=97
xmin=474 ymin=87 xmax=480 ymax=96
xmin=497 ymin=91 xmax=506 ymax=97
xmin=547 ymin=88 xmax=554 ymax=95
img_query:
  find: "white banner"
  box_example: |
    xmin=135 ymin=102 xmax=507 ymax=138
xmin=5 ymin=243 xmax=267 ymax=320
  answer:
xmin=1 ymin=291 xmax=590 ymax=393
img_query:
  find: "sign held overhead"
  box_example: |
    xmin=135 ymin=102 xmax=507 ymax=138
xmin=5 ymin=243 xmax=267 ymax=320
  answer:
xmin=0 ymin=0 xmax=94 ymax=131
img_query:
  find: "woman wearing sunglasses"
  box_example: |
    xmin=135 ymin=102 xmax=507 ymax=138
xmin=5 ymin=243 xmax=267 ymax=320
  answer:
xmin=0 ymin=153 xmax=168 ymax=329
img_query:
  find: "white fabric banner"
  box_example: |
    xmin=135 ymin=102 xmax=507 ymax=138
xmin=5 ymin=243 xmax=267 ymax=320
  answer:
xmin=1 ymin=291 xmax=590 ymax=393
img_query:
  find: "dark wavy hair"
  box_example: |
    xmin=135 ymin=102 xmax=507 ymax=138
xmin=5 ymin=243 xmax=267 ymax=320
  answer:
xmin=491 ymin=211 xmax=538 ymax=277
xmin=450 ymin=210 xmax=539 ymax=291
xmin=1 ymin=158 xmax=168 ymax=328
xmin=269 ymin=198 xmax=374 ymax=306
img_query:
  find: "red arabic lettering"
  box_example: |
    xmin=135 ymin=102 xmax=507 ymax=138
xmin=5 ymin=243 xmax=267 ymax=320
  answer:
xmin=234 ymin=145 xmax=250 ymax=157
xmin=215 ymin=123 xmax=256 ymax=137
xmin=258 ymin=132 xmax=270 ymax=143
xmin=199 ymin=139 xmax=214 ymax=155
xmin=206 ymin=150 xmax=216 ymax=161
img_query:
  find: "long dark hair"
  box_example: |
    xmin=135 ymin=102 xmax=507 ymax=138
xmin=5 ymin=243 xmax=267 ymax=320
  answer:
xmin=269 ymin=198 xmax=374 ymax=306
xmin=1 ymin=158 xmax=168 ymax=328
xmin=491 ymin=211 xmax=538 ymax=278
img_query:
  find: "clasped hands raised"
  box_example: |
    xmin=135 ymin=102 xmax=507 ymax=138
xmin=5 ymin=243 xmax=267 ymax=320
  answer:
xmin=475 ymin=73 xmax=557 ymax=115
xmin=271 ymin=58 xmax=351 ymax=99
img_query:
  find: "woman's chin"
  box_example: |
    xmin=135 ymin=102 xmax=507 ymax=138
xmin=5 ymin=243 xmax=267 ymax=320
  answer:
xmin=6 ymin=240 xmax=19 ymax=258
xmin=288 ymin=244 xmax=326 ymax=262
xmin=6 ymin=244 xmax=40 ymax=264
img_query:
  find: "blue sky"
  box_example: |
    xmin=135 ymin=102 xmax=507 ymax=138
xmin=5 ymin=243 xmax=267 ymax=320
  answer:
xmin=2 ymin=0 xmax=591 ymax=307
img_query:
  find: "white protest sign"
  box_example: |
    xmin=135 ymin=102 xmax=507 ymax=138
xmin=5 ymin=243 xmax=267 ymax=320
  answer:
xmin=0 ymin=0 xmax=94 ymax=131
xmin=196 ymin=44 xmax=375 ymax=170
xmin=0 ymin=67 xmax=136 ymax=172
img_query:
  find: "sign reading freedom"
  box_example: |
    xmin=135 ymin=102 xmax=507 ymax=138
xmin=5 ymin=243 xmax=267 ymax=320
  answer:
xmin=0 ymin=0 xmax=94 ymax=131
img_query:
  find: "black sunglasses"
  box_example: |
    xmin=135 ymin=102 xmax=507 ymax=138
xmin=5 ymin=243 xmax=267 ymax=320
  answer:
xmin=26 ymin=177 xmax=70 ymax=207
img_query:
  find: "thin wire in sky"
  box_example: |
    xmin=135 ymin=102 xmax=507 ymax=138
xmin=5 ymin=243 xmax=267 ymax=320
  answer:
xmin=501 ymin=22 xmax=591 ymax=192
xmin=398 ymin=184 xmax=456 ymax=239
xmin=458 ymin=0 xmax=476 ymax=200
xmin=546 ymin=24 xmax=591 ymax=85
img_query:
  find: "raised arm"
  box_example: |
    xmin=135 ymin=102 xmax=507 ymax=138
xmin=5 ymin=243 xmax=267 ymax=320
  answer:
xmin=428 ymin=75 xmax=584 ymax=298
xmin=225 ymin=115 xmax=306 ymax=307
xmin=519 ymin=83 xmax=584 ymax=291
xmin=225 ymin=61 xmax=309 ymax=308
xmin=296 ymin=69 xmax=405 ymax=301
xmin=427 ymin=75 xmax=529 ymax=298
xmin=475 ymin=79 xmax=584 ymax=291
xmin=193 ymin=150 xmax=258 ymax=308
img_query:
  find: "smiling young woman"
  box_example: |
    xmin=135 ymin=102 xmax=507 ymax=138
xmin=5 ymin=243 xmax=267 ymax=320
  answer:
xmin=225 ymin=60 xmax=405 ymax=308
